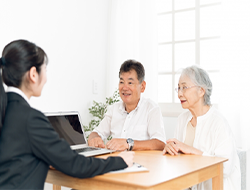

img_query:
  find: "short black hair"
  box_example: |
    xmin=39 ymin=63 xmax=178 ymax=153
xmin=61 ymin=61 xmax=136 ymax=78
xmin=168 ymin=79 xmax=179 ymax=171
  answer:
xmin=119 ymin=59 xmax=145 ymax=83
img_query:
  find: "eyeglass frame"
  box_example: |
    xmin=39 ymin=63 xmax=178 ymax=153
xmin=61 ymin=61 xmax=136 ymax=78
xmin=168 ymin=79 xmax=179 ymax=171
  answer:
xmin=175 ymin=85 xmax=200 ymax=93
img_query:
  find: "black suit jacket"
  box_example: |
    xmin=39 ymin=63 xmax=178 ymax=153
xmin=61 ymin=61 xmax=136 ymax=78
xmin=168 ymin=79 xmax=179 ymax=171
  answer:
xmin=0 ymin=92 xmax=127 ymax=190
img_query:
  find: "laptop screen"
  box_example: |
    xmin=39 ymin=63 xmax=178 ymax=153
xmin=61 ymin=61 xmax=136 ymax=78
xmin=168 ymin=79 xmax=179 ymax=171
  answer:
xmin=47 ymin=114 xmax=86 ymax=145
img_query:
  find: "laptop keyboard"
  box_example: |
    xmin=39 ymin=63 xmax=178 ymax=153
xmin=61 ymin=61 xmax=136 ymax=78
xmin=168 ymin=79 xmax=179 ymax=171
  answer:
xmin=75 ymin=147 xmax=101 ymax=153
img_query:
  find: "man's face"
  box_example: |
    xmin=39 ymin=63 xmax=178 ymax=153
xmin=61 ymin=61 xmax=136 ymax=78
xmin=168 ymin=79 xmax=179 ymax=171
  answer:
xmin=119 ymin=69 xmax=146 ymax=107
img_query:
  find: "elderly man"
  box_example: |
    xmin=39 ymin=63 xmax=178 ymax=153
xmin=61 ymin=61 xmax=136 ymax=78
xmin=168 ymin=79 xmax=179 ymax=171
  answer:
xmin=88 ymin=60 xmax=166 ymax=151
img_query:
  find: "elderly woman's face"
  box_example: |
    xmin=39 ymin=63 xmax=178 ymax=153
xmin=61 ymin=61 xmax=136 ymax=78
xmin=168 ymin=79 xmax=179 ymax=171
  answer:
xmin=178 ymin=75 xmax=204 ymax=109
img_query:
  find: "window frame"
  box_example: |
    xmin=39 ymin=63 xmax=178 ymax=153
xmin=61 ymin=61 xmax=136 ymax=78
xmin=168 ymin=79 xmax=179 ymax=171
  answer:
xmin=157 ymin=1 xmax=221 ymax=117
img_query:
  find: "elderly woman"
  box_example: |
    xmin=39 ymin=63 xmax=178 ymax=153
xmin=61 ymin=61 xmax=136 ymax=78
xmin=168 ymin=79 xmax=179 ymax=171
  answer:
xmin=163 ymin=66 xmax=241 ymax=190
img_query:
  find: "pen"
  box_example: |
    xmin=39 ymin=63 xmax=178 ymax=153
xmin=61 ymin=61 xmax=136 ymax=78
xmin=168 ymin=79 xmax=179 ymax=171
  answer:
xmin=133 ymin=162 xmax=143 ymax=168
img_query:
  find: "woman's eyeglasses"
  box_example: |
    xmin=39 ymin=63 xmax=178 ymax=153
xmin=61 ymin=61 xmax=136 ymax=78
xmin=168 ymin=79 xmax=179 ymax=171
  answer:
xmin=175 ymin=85 xmax=199 ymax=93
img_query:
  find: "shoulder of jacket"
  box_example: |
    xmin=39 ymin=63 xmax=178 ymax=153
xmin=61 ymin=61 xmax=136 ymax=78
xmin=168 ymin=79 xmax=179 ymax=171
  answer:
xmin=27 ymin=108 xmax=49 ymax=123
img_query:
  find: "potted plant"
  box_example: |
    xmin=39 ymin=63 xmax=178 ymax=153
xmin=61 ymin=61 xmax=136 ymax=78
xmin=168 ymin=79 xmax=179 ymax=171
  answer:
xmin=83 ymin=90 xmax=120 ymax=140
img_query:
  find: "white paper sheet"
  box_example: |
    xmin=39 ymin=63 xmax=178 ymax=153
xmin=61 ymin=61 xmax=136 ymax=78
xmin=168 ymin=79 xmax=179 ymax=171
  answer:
xmin=108 ymin=162 xmax=149 ymax=174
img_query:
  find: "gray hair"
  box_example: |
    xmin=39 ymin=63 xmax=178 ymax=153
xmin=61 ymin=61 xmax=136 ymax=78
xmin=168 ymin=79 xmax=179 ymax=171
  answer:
xmin=181 ymin=65 xmax=212 ymax=106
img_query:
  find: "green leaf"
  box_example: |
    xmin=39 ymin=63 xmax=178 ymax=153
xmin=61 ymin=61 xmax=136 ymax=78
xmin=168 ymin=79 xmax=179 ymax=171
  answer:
xmin=83 ymin=89 xmax=120 ymax=140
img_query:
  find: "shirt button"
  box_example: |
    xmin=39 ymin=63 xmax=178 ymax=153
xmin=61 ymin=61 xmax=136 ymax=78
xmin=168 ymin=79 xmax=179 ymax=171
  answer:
xmin=124 ymin=130 xmax=125 ymax=132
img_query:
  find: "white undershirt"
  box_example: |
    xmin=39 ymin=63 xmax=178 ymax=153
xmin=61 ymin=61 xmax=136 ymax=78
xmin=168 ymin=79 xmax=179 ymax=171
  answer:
xmin=6 ymin=86 xmax=30 ymax=105
xmin=184 ymin=121 xmax=196 ymax=147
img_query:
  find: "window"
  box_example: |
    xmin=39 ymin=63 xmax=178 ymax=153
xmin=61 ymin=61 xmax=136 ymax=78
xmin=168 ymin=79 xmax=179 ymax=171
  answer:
xmin=156 ymin=0 xmax=221 ymax=116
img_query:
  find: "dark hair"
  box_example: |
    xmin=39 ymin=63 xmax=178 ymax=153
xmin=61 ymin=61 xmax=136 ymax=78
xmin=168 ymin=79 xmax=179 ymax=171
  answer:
xmin=0 ymin=39 xmax=48 ymax=132
xmin=119 ymin=59 xmax=145 ymax=83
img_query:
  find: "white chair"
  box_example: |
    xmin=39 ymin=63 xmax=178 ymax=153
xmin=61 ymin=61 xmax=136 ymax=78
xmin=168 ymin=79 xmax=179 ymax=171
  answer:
xmin=237 ymin=149 xmax=247 ymax=190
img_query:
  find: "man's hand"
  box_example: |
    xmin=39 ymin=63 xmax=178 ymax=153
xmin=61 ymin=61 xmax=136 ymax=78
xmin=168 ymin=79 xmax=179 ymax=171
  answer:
xmin=88 ymin=132 xmax=105 ymax=148
xmin=106 ymin=138 xmax=128 ymax=151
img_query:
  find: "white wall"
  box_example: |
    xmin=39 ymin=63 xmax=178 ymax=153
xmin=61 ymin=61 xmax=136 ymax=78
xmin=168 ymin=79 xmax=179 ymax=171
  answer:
xmin=0 ymin=0 xmax=110 ymax=126
xmin=105 ymin=0 xmax=159 ymax=102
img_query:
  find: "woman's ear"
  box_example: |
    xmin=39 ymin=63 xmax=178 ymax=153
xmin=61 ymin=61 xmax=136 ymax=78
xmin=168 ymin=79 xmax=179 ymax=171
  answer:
xmin=199 ymin=87 xmax=206 ymax=97
xmin=28 ymin=66 xmax=38 ymax=84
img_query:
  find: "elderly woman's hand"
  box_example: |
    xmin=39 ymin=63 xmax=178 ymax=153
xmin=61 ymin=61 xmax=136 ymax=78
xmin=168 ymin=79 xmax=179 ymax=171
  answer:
xmin=162 ymin=140 xmax=179 ymax=155
xmin=163 ymin=138 xmax=203 ymax=155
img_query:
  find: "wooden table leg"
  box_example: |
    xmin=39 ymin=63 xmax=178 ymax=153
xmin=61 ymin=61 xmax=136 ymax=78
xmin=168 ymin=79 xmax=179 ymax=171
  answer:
xmin=212 ymin=163 xmax=223 ymax=190
xmin=53 ymin=184 xmax=61 ymax=190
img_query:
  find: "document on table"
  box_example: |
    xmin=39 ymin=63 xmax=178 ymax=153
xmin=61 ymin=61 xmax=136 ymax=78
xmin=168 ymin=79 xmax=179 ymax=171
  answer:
xmin=108 ymin=162 xmax=149 ymax=174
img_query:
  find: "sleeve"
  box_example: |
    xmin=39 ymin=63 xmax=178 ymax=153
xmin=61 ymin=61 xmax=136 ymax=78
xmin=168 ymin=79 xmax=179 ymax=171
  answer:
xmin=202 ymin=120 xmax=237 ymax=178
xmin=27 ymin=110 xmax=127 ymax=178
xmin=147 ymin=107 xmax=166 ymax=143
xmin=93 ymin=105 xmax=113 ymax=140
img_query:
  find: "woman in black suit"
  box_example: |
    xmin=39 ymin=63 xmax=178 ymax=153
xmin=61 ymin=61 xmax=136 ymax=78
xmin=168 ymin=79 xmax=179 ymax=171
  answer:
xmin=0 ymin=40 xmax=134 ymax=190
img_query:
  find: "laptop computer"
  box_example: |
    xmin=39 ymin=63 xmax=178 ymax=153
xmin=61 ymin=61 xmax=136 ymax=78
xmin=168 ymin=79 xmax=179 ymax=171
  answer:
xmin=45 ymin=111 xmax=115 ymax=157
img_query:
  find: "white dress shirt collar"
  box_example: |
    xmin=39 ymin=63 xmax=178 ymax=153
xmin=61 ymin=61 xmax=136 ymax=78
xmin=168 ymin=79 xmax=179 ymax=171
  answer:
xmin=6 ymin=86 xmax=30 ymax=105
xmin=119 ymin=96 xmax=143 ymax=114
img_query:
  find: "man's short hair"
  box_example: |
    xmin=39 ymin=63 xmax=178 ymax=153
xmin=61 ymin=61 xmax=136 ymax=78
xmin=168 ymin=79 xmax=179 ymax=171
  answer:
xmin=119 ymin=59 xmax=145 ymax=83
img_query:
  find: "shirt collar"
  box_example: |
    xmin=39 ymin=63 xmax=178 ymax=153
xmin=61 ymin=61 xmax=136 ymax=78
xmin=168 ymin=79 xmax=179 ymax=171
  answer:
xmin=6 ymin=87 xmax=30 ymax=105
xmin=119 ymin=96 xmax=143 ymax=114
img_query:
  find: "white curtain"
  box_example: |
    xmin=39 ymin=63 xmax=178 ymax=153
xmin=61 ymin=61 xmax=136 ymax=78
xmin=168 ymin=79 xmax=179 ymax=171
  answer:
xmin=106 ymin=0 xmax=158 ymax=101
xmin=219 ymin=0 xmax=250 ymax=150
